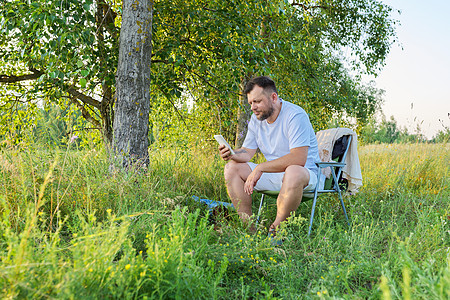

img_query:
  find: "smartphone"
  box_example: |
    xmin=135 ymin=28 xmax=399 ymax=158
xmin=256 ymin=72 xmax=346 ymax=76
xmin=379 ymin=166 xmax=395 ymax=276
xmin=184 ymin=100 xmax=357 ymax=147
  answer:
xmin=214 ymin=135 xmax=235 ymax=155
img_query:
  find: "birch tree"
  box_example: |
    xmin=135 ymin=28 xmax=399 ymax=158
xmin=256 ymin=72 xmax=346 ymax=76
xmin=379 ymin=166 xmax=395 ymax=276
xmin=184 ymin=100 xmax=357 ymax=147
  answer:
xmin=112 ymin=0 xmax=153 ymax=168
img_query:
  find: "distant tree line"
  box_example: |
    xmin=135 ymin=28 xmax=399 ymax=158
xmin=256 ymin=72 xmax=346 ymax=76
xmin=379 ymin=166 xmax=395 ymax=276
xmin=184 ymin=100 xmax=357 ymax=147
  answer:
xmin=359 ymin=115 xmax=450 ymax=144
xmin=3 ymin=102 xmax=447 ymax=150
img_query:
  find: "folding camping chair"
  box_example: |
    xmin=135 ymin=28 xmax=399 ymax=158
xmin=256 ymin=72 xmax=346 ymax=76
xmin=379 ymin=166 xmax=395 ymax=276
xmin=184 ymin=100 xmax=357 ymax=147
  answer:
xmin=255 ymin=133 xmax=352 ymax=236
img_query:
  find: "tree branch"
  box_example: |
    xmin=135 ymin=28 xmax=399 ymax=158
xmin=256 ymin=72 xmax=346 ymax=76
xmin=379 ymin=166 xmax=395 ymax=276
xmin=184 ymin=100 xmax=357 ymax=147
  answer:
xmin=68 ymin=97 xmax=101 ymax=128
xmin=163 ymin=93 xmax=188 ymax=128
xmin=0 ymin=67 xmax=102 ymax=110
xmin=290 ymin=3 xmax=329 ymax=10
xmin=68 ymin=127 xmax=102 ymax=134
xmin=201 ymin=6 xmax=217 ymax=12
xmin=96 ymin=1 xmax=119 ymax=40
xmin=151 ymin=59 xmax=170 ymax=64
xmin=0 ymin=69 xmax=43 ymax=83
xmin=67 ymin=87 xmax=101 ymax=109
xmin=185 ymin=67 xmax=222 ymax=94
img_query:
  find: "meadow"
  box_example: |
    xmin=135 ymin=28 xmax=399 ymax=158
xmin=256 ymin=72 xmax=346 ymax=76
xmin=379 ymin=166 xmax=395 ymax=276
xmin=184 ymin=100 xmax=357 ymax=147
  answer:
xmin=0 ymin=142 xmax=448 ymax=299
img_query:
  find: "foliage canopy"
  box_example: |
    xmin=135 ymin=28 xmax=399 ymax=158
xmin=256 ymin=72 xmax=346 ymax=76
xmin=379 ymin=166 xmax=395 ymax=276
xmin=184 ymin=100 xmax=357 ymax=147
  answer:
xmin=0 ymin=0 xmax=399 ymax=147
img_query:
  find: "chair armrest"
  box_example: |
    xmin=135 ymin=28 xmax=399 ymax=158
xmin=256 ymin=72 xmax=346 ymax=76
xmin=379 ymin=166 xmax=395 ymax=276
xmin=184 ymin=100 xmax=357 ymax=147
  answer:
xmin=316 ymin=161 xmax=346 ymax=168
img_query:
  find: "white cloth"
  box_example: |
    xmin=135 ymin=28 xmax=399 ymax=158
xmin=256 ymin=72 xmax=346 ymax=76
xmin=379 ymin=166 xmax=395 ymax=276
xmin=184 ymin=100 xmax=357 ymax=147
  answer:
xmin=315 ymin=128 xmax=363 ymax=192
xmin=247 ymin=162 xmax=317 ymax=193
xmin=242 ymin=99 xmax=321 ymax=174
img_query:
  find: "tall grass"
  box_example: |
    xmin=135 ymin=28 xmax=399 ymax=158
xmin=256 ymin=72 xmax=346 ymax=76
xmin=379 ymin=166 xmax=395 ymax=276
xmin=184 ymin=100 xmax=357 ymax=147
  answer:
xmin=0 ymin=142 xmax=448 ymax=299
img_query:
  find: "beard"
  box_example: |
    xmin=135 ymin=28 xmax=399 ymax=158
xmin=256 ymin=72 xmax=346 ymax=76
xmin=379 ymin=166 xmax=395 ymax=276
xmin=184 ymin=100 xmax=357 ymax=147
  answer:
xmin=256 ymin=105 xmax=274 ymax=121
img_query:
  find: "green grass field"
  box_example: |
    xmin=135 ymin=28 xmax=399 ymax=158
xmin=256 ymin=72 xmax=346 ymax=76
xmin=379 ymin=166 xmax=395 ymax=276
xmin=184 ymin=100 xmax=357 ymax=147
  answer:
xmin=0 ymin=143 xmax=449 ymax=299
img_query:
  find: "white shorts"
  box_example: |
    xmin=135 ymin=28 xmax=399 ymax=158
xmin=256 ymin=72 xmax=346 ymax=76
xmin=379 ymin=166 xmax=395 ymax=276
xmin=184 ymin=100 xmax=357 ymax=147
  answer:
xmin=247 ymin=162 xmax=318 ymax=192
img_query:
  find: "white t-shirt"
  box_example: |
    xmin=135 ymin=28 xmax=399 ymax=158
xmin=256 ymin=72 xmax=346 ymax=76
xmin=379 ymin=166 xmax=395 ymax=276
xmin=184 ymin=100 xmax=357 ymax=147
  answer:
xmin=242 ymin=99 xmax=320 ymax=174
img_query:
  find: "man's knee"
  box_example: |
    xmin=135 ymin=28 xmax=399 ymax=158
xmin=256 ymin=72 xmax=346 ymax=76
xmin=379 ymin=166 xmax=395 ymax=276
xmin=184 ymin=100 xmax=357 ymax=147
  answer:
xmin=224 ymin=160 xmax=237 ymax=179
xmin=282 ymin=165 xmax=310 ymax=189
xmin=224 ymin=161 xmax=249 ymax=181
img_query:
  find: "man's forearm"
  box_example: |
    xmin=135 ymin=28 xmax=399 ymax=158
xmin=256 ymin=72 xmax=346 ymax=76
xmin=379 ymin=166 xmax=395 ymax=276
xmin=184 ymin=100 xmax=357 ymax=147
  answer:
xmin=231 ymin=148 xmax=255 ymax=163
xmin=256 ymin=147 xmax=308 ymax=173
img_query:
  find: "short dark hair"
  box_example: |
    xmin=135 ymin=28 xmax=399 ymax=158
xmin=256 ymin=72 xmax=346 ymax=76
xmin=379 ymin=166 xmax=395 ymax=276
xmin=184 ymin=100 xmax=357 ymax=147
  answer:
xmin=244 ymin=76 xmax=278 ymax=95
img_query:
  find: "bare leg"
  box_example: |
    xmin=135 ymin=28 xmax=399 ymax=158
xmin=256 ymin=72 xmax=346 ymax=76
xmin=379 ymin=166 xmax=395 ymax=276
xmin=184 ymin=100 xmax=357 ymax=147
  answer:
xmin=224 ymin=161 xmax=253 ymax=220
xmin=271 ymin=165 xmax=310 ymax=229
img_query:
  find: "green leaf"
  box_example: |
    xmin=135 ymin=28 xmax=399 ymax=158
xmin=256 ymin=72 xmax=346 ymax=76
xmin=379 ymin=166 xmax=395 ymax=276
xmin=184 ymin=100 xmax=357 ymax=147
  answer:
xmin=80 ymin=78 xmax=87 ymax=88
xmin=77 ymin=60 xmax=83 ymax=68
xmin=81 ymin=69 xmax=89 ymax=77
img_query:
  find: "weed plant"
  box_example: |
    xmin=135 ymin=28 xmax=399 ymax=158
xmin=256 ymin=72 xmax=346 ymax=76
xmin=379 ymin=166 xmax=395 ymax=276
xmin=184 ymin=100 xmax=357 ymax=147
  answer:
xmin=0 ymin=142 xmax=448 ymax=299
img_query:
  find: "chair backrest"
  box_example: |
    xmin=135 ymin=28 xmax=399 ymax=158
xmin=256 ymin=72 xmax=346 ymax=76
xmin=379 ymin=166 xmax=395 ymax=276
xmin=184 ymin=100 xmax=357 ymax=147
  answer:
xmin=322 ymin=134 xmax=351 ymax=191
xmin=334 ymin=135 xmax=351 ymax=181
xmin=332 ymin=135 xmax=349 ymax=160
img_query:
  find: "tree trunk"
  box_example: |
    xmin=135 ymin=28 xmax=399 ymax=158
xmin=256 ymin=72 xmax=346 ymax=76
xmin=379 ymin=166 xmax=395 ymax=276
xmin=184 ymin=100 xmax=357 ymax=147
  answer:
xmin=112 ymin=0 xmax=153 ymax=169
xmin=235 ymin=80 xmax=251 ymax=148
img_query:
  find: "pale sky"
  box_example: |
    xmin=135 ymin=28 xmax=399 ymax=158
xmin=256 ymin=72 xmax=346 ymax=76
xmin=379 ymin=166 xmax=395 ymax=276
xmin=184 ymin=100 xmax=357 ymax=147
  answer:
xmin=364 ymin=0 xmax=450 ymax=139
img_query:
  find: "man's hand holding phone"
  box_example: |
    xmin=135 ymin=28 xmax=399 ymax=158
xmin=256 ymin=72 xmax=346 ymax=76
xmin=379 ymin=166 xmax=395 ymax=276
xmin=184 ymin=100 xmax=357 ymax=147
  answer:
xmin=215 ymin=135 xmax=235 ymax=161
xmin=218 ymin=144 xmax=233 ymax=160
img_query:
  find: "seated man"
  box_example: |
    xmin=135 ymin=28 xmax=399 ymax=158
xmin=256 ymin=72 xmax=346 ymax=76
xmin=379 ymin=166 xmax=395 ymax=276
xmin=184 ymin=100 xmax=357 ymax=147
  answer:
xmin=218 ymin=76 xmax=320 ymax=234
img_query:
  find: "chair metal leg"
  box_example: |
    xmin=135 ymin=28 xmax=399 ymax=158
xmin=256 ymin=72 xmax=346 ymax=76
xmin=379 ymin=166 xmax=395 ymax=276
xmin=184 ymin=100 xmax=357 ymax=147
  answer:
xmin=256 ymin=194 xmax=265 ymax=226
xmin=308 ymin=187 xmax=320 ymax=236
xmin=331 ymin=171 xmax=350 ymax=228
